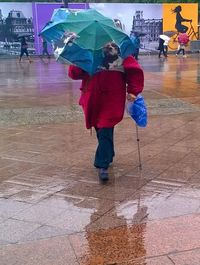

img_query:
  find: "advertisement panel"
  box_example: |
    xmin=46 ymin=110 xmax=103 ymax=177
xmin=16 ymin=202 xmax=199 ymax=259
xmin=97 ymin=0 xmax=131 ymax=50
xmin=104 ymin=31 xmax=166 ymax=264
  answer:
xmin=0 ymin=3 xmax=198 ymax=56
xmin=0 ymin=3 xmax=35 ymax=56
xmin=163 ymin=3 xmax=198 ymax=50
xmin=32 ymin=3 xmax=89 ymax=55
xmin=90 ymin=3 xmax=163 ymax=52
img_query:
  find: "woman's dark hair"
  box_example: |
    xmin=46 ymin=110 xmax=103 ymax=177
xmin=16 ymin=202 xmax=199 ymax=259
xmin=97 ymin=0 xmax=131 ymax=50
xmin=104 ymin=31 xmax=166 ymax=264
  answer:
xmin=172 ymin=5 xmax=182 ymax=13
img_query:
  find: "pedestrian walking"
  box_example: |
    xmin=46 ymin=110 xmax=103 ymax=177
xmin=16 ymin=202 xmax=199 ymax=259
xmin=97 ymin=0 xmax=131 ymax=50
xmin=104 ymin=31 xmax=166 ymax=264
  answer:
xmin=19 ymin=37 xmax=31 ymax=63
xmin=176 ymin=33 xmax=189 ymax=57
xmin=42 ymin=37 xmax=50 ymax=58
xmin=163 ymin=39 xmax=169 ymax=57
xmin=68 ymin=42 xmax=144 ymax=182
xmin=176 ymin=43 xmax=186 ymax=57
xmin=130 ymin=33 xmax=141 ymax=60
xmin=158 ymin=37 xmax=167 ymax=58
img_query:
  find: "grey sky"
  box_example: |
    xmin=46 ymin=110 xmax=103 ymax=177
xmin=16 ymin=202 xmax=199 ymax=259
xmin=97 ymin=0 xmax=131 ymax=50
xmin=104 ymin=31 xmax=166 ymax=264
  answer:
xmin=0 ymin=3 xmax=33 ymax=18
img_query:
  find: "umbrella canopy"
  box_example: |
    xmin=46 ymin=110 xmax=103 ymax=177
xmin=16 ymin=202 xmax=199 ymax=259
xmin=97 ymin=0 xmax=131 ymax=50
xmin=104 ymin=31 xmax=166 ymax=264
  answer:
xmin=16 ymin=33 xmax=33 ymax=38
xmin=55 ymin=37 xmax=133 ymax=74
xmin=39 ymin=8 xmax=70 ymax=41
xmin=159 ymin=35 xmax=170 ymax=41
xmin=54 ymin=44 xmax=103 ymax=74
xmin=163 ymin=31 xmax=177 ymax=37
xmin=132 ymin=31 xmax=147 ymax=37
xmin=178 ymin=33 xmax=189 ymax=45
xmin=40 ymin=8 xmax=136 ymax=74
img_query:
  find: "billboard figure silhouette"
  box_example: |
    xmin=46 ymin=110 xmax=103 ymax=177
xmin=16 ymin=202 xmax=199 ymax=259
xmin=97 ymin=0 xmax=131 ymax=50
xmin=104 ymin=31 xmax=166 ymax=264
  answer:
xmin=172 ymin=5 xmax=192 ymax=33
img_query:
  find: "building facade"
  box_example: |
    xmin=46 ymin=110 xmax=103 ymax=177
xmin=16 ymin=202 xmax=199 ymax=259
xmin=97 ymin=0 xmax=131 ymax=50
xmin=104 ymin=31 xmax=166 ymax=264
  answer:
xmin=5 ymin=10 xmax=33 ymax=41
xmin=131 ymin=10 xmax=163 ymax=41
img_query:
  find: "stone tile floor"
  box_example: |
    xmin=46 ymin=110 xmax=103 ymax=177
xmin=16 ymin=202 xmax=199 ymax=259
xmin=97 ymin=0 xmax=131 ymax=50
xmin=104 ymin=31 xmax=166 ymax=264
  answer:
xmin=0 ymin=55 xmax=200 ymax=264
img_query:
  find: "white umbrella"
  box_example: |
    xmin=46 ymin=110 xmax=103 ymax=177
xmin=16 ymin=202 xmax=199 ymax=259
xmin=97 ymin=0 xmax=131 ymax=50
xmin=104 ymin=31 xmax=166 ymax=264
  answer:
xmin=159 ymin=34 xmax=170 ymax=41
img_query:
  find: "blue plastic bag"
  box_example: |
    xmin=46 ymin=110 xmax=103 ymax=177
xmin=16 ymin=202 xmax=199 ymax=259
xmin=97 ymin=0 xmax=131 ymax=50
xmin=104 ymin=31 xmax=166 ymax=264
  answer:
xmin=126 ymin=94 xmax=148 ymax=127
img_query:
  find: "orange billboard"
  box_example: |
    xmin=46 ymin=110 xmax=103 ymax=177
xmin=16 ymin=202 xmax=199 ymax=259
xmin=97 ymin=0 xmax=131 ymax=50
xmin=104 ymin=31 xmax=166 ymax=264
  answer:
xmin=163 ymin=3 xmax=198 ymax=50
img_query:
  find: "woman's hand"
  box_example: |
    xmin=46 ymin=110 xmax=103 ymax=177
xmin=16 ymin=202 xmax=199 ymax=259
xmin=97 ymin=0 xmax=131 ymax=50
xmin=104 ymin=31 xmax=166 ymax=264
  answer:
xmin=127 ymin=93 xmax=136 ymax=102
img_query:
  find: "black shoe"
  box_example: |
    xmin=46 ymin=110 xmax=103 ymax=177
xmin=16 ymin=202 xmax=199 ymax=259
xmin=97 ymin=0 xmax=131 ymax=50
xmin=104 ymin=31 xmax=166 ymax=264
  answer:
xmin=99 ymin=168 xmax=109 ymax=182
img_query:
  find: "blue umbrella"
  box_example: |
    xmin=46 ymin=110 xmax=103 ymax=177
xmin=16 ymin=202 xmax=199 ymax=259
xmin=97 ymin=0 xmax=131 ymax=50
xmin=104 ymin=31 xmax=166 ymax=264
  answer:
xmin=40 ymin=9 xmax=70 ymax=42
xmin=40 ymin=9 xmax=136 ymax=75
xmin=55 ymin=43 xmax=103 ymax=74
xmin=54 ymin=35 xmax=136 ymax=74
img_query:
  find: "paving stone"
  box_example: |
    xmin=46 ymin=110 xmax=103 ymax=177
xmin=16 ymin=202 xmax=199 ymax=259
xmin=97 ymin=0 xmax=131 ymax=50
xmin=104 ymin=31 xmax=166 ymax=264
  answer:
xmin=0 ymin=219 xmax=40 ymax=243
xmin=0 ymin=198 xmax=31 ymax=219
xmin=1 ymin=56 xmax=200 ymax=264
xmin=0 ymin=236 xmax=78 ymax=265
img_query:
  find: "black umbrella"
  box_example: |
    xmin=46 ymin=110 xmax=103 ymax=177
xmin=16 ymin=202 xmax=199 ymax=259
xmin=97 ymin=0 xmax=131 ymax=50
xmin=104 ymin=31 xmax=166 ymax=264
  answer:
xmin=16 ymin=33 xmax=33 ymax=38
xmin=132 ymin=31 xmax=147 ymax=37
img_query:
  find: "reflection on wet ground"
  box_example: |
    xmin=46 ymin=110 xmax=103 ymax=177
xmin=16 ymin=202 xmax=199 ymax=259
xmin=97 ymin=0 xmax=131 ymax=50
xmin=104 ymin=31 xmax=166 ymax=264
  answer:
xmin=0 ymin=55 xmax=200 ymax=264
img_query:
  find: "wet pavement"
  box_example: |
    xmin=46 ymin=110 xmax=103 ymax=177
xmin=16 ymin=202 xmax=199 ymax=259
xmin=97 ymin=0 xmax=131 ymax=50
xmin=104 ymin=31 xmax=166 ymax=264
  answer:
xmin=0 ymin=55 xmax=200 ymax=264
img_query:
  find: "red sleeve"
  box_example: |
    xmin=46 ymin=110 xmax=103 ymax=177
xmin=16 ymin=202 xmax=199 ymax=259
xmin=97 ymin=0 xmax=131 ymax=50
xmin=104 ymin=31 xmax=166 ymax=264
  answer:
xmin=123 ymin=56 xmax=144 ymax=96
xmin=68 ymin=65 xmax=89 ymax=80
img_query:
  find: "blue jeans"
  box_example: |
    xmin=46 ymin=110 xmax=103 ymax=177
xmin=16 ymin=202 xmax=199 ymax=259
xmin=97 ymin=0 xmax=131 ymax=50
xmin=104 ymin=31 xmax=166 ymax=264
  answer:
xmin=94 ymin=128 xmax=115 ymax=169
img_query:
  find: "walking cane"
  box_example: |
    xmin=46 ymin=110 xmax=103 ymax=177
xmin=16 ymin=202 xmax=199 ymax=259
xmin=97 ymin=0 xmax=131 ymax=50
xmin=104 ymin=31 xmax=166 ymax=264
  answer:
xmin=135 ymin=124 xmax=142 ymax=170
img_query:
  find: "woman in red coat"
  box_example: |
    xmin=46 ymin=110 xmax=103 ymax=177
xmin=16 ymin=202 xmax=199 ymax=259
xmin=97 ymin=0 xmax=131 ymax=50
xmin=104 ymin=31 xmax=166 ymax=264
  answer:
xmin=68 ymin=42 xmax=144 ymax=182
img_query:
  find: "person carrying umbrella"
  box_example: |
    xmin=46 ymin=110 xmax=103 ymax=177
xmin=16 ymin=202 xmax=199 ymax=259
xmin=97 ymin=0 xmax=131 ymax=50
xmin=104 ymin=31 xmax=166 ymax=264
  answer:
xmin=176 ymin=33 xmax=189 ymax=57
xmin=40 ymin=8 xmax=144 ymax=181
xmin=68 ymin=42 xmax=144 ymax=182
xmin=130 ymin=32 xmax=141 ymax=60
xmin=41 ymin=37 xmax=50 ymax=59
xmin=163 ymin=38 xmax=170 ymax=57
xmin=158 ymin=35 xmax=169 ymax=58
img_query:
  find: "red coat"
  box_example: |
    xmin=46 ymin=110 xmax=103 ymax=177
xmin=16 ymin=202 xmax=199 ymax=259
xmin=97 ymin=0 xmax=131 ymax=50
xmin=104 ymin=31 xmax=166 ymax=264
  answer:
xmin=68 ymin=56 xmax=144 ymax=129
